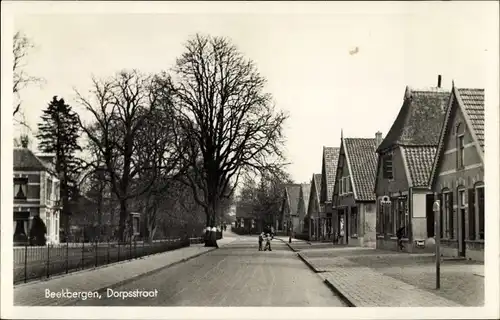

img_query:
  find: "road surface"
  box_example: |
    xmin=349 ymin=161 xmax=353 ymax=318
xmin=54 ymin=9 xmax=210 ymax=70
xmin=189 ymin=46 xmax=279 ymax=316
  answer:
xmin=72 ymin=236 xmax=347 ymax=306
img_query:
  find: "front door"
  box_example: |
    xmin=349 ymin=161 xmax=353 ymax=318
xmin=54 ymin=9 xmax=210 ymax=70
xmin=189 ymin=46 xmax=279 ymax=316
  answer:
xmin=426 ymin=194 xmax=435 ymax=237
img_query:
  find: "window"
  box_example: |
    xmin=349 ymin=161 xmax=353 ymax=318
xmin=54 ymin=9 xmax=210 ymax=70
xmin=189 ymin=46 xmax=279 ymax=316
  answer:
xmin=383 ymin=153 xmax=393 ymax=179
xmin=391 ymin=198 xmax=398 ymax=234
xmin=441 ymin=190 xmax=453 ymax=238
xmin=456 ymin=123 xmax=465 ymax=169
xmin=468 ymin=188 xmax=476 ymax=240
xmin=397 ymin=196 xmax=408 ymax=238
xmin=47 ymin=178 xmax=53 ymax=201
xmin=377 ymin=199 xmax=384 ymax=234
xmin=346 ymin=177 xmax=351 ymax=193
xmin=476 ymin=185 xmax=484 ymax=240
xmin=350 ymin=206 xmax=358 ymax=236
xmin=14 ymin=178 xmax=28 ymax=199
xmin=447 ymin=192 xmax=454 ymax=238
xmin=340 ymin=178 xmax=344 ymax=195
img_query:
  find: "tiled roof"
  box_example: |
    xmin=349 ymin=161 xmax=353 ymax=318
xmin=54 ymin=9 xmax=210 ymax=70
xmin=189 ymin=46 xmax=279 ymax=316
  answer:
xmin=285 ymin=184 xmax=301 ymax=215
xmin=378 ymin=87 xmax=449 ymax=151
xmin=13 ymin=148 xmax=50 ymax=171
xmin=457 ymin=88 xmax=484 ymax=151
xmin=300 ymin=183 xmax=311 ymax=211
xmin=313 ymin=173 xmax=322 ymax=201
xmin=403 ymin=146 xmax=437 ymax=187
xmin=322 ymin=147 xmax=340 ymax=202
xmin=344 ymin=138 xmax=378 ymax=201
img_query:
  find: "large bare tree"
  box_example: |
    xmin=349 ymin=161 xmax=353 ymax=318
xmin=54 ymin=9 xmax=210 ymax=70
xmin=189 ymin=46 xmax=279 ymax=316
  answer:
xmin=13 ymin=31 xmax=43 ymax=117
xmin=171 ymin=34 xmax=288 ymax=247
xmin=76 ymin=70 xmax=184 ymax=242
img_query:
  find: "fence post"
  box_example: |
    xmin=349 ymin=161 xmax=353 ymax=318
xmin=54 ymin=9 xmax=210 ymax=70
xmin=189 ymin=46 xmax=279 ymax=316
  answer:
xmin=118 ymin=241 xmax=121 ymax=262
xmin=107 ymin=238 xmax=110 ymax=264
xmin=95 ymin=239 xmax=98 ymax=268
xmin=24 ymin=243 xmax=28 ymax=283
xmin=81 ymin=240 xmax=85 ymax=270
xmin=46 ymin=243 xmax=50 ymax=278
xmin=66 ymin=241 xmax=69 ymax=274
xmin=134 ymin=239 xmax=137 ymax=259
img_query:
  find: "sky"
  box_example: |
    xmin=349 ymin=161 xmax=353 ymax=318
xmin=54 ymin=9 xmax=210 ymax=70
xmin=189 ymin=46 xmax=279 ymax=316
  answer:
xmin=8 ymin=1 xmax=499 ymax=185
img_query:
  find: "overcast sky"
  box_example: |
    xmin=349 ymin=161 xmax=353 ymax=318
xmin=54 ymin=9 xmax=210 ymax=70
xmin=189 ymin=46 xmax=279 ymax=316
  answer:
xmin=9 ymin=1 xmax=499 ymax=184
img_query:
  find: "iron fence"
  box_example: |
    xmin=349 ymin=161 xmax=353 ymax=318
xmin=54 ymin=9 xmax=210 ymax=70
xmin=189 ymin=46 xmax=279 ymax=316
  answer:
xmin=13 ymin=236 xmax=205 ymax=285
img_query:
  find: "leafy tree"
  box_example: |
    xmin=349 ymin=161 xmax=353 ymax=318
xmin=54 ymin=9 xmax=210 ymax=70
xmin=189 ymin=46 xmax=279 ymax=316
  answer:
xmin=36 ymin=96 xmax=82 ymax=235
xmin=170 ymin=34 xmax=288 ymax=247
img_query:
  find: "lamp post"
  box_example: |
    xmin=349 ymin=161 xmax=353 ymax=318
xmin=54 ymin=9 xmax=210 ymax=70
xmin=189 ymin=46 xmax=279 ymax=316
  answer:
xmin=433 ymin=193 xmax=441 ymax=290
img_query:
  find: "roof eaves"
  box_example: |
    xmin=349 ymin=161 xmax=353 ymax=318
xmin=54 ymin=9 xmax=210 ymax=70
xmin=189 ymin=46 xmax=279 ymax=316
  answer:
xmin=428 ymin=86 xmax=455 ymax=188
xmin=342 ymin=138 xmax=358 ymax=200
xmin=400 ymin=146 xmax=413 ymax=188
xmin=454 ymin=86 xmax=484 ymax=164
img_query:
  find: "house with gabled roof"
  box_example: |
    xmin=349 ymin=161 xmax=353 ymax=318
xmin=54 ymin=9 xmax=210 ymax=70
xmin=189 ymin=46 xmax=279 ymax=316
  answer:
xmin=307 ymin=173 xmax=323 ymax=241
xmin=319 ymin=147 xmax=340 ymax=241
xmin=332 ymin=132 xmax=379 ymax=247
xmin=296 ymin=183 xmax=311 ymax=235
xmin=374 ymin=76 xmax=450 ymax=253
xmin=280 ymin=184 xmax=302 ymax=234
xmin=428 ymin=85 xmax=485 ymax=261
xmin=13 ymin=147 xmax=61 ymax=245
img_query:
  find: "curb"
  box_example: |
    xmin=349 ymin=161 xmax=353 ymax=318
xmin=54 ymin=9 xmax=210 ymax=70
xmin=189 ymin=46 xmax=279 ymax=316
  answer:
xmin=57 ymin=247 xmax=219 ymax=306
xmin=322 ymin=278 xmax=356 ymax=307
xmin=275 ymin=237 xmax=299 ymax=252
xmin=295 ymin=253 xmax=356 ymax=307
xmin=297 ymin=253 xmax=319 ymax=273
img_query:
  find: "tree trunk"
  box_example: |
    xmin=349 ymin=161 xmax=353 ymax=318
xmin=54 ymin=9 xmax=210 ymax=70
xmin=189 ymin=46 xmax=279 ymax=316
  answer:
xmin=118 ymin=199 xmax=127 ymax=243
xmin=204 ymin=207 xmax=218 ymax=248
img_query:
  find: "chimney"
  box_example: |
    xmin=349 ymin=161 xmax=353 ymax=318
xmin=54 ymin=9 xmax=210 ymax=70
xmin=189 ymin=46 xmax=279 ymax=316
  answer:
xmin=375 ymin=131 xmax=383 ymax=149
xmin=437 ymin=75 xmax=442 ymax=88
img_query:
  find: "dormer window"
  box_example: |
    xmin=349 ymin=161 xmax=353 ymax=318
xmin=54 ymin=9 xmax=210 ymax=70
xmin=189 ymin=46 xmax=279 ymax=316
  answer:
xmin=14 ymin=178 xmax=28 ymax=199
xmin=383 ymin=153 xmax=393 ymax=179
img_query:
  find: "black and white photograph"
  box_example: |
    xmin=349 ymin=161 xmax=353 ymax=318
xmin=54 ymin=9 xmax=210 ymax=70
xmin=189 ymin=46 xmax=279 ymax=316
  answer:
xmin=1 ymin=1 xmax=499 ymax=319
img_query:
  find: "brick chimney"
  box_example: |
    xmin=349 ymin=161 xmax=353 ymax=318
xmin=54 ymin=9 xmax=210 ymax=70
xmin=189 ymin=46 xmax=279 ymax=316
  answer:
xmin=375 ymin=131 xmax=383 ymax=149
xmin=437 ymin=75 xmax=442 ymax=88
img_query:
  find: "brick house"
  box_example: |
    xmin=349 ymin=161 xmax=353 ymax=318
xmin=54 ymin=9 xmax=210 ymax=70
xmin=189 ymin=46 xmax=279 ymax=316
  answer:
xmin=280 ymin=184 xmax=301 ymax=234
xmin=296 ymin=183 xmax=311 ymax=234
xmin=375 ymin=77 xmax=450 ymax=253
xmin=13 ymin=148 xmax=61 ymax=245
xmin=332 ymin=132 xmax=379 ymax=247
xmin=307 ymin=173 xmax=323 ymax=241
xmin=319 ymin=146 xmax=340 ymax=241
xmin=428 ymin=85 xmax=484 ymax=261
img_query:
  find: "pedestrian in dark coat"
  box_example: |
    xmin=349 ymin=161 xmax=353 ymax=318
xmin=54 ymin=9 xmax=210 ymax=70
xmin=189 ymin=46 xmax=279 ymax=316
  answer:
xmin=396 ymin=225 xmax=405 ymax=251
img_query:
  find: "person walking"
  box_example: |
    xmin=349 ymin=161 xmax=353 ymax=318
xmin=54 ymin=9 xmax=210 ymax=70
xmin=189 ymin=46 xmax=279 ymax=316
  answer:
xmin=264 ymin=233 xmax=272 ymax=251
xmin=396 ymin=225 xmax=405 ymax=251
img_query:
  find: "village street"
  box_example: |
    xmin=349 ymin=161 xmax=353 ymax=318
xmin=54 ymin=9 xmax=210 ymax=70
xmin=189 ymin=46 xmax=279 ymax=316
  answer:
xmin=69 ymin=235 xmax=348 ymax=307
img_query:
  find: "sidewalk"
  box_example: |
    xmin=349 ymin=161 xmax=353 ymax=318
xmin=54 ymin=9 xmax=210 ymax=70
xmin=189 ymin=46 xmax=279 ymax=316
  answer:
xmin=14 ymin=237 xmax=236 ymax=306
xmin=297 ymin=247 xmax=484 ymax=307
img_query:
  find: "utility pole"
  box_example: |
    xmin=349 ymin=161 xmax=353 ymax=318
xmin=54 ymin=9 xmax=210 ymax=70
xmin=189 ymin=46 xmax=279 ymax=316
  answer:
xmin=433 ymin=192 xmax=441 ymax=290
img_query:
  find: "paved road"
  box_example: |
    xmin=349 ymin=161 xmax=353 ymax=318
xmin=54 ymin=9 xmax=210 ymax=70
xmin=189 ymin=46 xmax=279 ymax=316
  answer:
xmin=72 ymin=237 xmax=347 ymax=306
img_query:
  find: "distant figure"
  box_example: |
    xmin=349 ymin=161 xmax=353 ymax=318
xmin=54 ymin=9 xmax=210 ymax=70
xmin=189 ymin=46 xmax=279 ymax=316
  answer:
xmin=396 ymin=226 xmax=405 ymax=251
xmin=258 ymin=232 xmax=264 ymax=251
xmin=223 ymin=224 xmax=227 ymax=232
xmin=264 ymin=233 xmax=272 ymax=251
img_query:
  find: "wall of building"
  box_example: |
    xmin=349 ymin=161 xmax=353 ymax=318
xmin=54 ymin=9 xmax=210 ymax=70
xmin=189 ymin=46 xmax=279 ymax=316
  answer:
xmin=375 ymin=147 xmax=410 ymax=197
xmin=432 ymin=102 xmax=484 ymax=261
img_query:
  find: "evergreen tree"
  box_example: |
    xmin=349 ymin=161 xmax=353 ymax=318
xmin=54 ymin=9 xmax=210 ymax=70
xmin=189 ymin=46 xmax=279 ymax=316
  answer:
xmin=36 ymin=96 xmax=82 ymax=237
